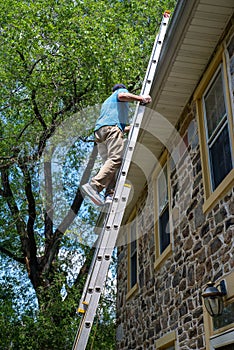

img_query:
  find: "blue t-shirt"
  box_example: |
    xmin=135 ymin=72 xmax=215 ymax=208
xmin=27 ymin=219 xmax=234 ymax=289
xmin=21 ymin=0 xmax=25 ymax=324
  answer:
xmin=94 ymin=88 xmax=129 ymax=132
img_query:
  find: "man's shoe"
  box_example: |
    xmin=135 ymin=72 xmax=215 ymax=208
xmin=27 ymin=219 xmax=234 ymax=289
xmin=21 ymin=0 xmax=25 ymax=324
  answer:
xmin=82 ymin=183 xmax=103 ymax=206
xmin=104 ymin=194 xmax=113 ymax=205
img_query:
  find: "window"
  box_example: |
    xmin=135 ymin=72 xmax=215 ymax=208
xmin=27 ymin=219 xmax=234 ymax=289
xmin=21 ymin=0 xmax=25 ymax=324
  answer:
xmin=203 ymin=66 xmax=233 ymax=190
xmin=154 ymin=153 xmax=172 ymax=269
xmin=194 ymin=45 xmax=234 ymax=212
xmin=126 ymin=215 xmax=138 ymax=299
xmin=158 ymin=165 xmax=170 ymax=254
xmin=130 ymin=220 xmax=137 ymax=289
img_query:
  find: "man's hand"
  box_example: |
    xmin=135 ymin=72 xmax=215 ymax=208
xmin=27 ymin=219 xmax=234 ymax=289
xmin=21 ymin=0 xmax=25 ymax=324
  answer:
xmin=124 ymin=125 xmax=131 ymax=133
xmin=141 ymin=95 xmax=152 ymax=104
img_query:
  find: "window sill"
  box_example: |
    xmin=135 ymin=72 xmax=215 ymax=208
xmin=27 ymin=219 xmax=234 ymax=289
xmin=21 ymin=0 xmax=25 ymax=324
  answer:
xmin=203 ymin=169 xmax=234 ymax=213
xmin=126 ymin=283 xmax=139 ymax=301
xmin=154 ymin=243 xmax=172 ymax=270
xmin=155 ymin=331 xmax=176 ymax=349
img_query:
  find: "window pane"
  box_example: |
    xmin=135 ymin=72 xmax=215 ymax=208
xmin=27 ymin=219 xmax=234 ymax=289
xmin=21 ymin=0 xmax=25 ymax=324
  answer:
xmin=130 ymin=221 xmax=137 ymax=288
xmin=213 ymin=302 xmax=234 ymax=331
xmin=159 ymin=204 xmax=170 ymax=254
xmin=204 ymin=69 xmax=226 ymax=138
xmin=130 ymin=222 xmax=136 ymax=252
xmin=209 ymin=125 xmax=232 ymax=189
xmin=216 ymin=345 xmax=234 ymax=350
xmin=130 ymin=252 xmax=137 ymax=288
xmin=158 ymin=166 xmax=168 ymax=213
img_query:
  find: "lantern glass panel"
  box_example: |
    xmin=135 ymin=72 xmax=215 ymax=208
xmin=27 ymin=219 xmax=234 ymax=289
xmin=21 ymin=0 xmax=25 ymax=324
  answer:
xmin=204 ymin=296 xmax=223 ymax=317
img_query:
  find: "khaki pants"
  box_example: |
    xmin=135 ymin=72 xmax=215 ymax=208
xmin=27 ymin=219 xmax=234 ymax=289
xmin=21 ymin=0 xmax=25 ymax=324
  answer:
xmin=91 ymin=125 xmax=124 ymax=195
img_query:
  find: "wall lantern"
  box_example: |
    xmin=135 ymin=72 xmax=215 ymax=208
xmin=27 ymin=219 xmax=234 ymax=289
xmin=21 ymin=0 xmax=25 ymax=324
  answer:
xmin=202 ymin=280 xmax=227 ymax=317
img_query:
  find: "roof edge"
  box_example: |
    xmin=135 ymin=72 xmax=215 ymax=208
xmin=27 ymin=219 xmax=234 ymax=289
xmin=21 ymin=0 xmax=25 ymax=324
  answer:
xmin=151 ymin=0 xmax=200 ymax=108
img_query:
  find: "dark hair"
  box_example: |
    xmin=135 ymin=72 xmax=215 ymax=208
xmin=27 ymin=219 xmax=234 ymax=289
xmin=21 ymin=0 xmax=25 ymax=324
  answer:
xmin=112 ymin=83 xmax=127 ymax=92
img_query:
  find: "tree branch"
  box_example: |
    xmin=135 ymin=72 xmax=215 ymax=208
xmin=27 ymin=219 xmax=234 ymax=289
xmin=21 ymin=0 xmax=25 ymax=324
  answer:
xmin=16 ymin=49 xmax=28 ymax=71
xmin=28 ymin=56 xmax=47 ymax=75
xmin=0 ymin=245 xmax=24 ymax=264
xmin=43 ymin=159 xmax=54 ymax=246
xmin=18 ymin=162 xmax=37 ymax=241
xmin=1 ymin=167 xmax=42 ymax=288
xmin=31 ymin=89 xmax=47 ymax=130
xmin=1 ymin=169 xmax=27 ymax=236
xmin=17 ymin=117 xmax=36 ymax=140
xmin=42 ymin=143 xmax=98 ymax=274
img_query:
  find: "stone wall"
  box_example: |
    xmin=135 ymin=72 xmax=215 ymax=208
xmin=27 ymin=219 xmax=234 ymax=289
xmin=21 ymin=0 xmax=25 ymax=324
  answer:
xmin=116 ymin=99 xmax=234 ymax=349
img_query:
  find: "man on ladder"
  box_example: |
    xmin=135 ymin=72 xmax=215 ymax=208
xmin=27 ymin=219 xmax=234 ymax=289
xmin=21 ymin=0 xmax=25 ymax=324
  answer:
xmin=73 ymin=10 xmax=170 ymax=350
xmin=82 ymin=83 xmax=151 ymax=206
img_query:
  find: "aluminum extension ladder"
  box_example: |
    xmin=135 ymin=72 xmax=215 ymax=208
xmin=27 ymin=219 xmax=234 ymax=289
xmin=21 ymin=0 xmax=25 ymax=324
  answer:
xmin=72 ymin=11 xmax=171 ymax=350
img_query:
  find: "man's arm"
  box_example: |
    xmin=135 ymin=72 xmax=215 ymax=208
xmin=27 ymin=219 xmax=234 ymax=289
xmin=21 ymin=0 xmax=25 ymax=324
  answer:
xmin=118 ymin=92 xmax=152 ymax=104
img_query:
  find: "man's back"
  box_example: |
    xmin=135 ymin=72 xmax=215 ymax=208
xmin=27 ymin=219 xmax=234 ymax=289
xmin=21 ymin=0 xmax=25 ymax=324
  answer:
xmin=94 ymin=88 xmax=129 ymax=132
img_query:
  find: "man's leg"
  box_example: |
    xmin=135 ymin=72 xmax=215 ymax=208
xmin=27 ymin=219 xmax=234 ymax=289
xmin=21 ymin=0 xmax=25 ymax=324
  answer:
xmin=91 ymin=126 xmax=124 ymax=194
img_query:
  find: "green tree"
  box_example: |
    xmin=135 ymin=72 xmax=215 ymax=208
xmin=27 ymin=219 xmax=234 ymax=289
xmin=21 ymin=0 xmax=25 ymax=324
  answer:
xmin=0 ymin=0 xmax=177 ymax=348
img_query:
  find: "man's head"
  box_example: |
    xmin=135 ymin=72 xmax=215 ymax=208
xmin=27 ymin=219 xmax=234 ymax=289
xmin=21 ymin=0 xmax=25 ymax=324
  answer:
xmin=112 ymin=83 xmax=127 ymax=92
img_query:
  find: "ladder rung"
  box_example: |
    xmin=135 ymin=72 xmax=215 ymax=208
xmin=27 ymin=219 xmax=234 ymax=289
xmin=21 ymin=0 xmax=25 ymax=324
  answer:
xmin=77 ymin=301 xmax=89 ymax=314
xmin=77 ymin=308 xmax=85 ymax=314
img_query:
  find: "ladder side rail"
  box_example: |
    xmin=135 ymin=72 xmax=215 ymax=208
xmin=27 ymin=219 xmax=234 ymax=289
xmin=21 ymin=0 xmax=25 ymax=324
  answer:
xmin=140 ymin=11 xmax=170 ymax=97
xmin=77 ymin=227 xmax=110 ymax=313
xmin=73 ymin=226 xmax=122 ymax=350
xmin=106 ymin=11 xmax=170 ymax=214
xmin=77 ymin=183 xmax=131 ymax=313
xmin=115 ymin=10 xmax=170 ymax=185
xmin=72 ymin=270 xmax=107 ymax=350
xmin=122 ymin=16 xmax=169 ymax=154
xmin=73 ymin=186 xmax=131 ymax=350
xmin=73 ymin=231 xmax=120 ymax=349
xmin=123 ymin=11 xmax=170 ymax=145
xmin=77 ymin=228 xmax=107 ymax=313
xmin=81 ymin=185 xmax=131 ymax=298
xmin=77 ymin=201 xmax=117 ymax=313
